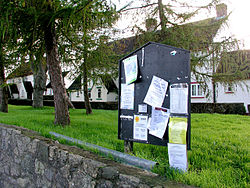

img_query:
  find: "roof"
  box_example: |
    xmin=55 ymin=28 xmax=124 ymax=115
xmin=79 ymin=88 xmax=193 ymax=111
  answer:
xmin=114 ymin=16 xmax=225 ymax=56
xmin=46 ymin=71 xmax=70 ymax=88
xmin=9 ymin=84 xmax=19 ymax=94
xmin=67 ymin=75 xmax=82 ymax=91
xmin=7 ymin=62 xmax=33 ymax=79
xmin=100 ymin=74 xmax=118 ymax=93
xmin=216 ymin=50 xmax=250 ymax=81
xmin=23 ymin=81 xmax=33 ymax=93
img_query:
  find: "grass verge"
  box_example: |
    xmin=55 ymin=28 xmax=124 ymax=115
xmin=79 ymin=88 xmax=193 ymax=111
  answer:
xmin=0 ymin=105 xmax=249 ymax=187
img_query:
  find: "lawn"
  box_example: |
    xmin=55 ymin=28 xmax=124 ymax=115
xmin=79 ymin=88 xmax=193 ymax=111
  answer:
xmin=0 ymin=105 xmax=249 ymax=187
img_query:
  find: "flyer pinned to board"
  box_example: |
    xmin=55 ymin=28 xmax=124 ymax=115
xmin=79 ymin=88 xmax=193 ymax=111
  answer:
xmin=168 ymin=143 xmax=188 ymax=172
xmin=168 ymin=117 xmax=188 ymax=144
xmin=143 ymin=76 xmax=168 ymax=108
xmin=170 ymin=83 xmax=188 ymax=114
xmin=120 ymin=83 xmax=134 ymax=110
xmin=123 ymin=55 xmax=138 ymax=85
xmin=133 ymin=115 xmax=148 ymax=141
xmin=148 ymin=107 xmax=170 ymax=139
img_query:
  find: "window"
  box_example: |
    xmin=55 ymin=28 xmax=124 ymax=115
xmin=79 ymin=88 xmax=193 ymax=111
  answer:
xmin=76 ymin=90 xmax=80 ymax=97
xmin=98 ymin=88 xmax=101 ymax=98
xmin=21 ymin=90 xmax=25 ymax=97
xmin=225 ymin=83 xmax=234 ymax=93
xmin=88 ymin=90 xmax=91 ymax=98
xmin=191 ymin=83 xmax=204 ymax=97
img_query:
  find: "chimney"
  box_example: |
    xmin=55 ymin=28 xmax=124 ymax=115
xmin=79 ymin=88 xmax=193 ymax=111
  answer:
xmin=145 ymin=18 xmax=157 ymax=32
xmin=216 ymin=3 xmax=227 ymax=18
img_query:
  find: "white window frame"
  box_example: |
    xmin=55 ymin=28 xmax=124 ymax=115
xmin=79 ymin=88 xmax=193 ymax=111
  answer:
xmin=191 ymin=83 xmax=204 ymax=97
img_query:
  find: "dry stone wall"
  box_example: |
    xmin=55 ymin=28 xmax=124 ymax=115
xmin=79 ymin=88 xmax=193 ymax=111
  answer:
xmin=0 ymin=124 xmax=190 ymax=188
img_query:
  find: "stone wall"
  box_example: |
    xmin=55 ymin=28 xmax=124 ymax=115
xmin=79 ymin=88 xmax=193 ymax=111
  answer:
xmin=0 ymin=124 xmax=190 ymax=188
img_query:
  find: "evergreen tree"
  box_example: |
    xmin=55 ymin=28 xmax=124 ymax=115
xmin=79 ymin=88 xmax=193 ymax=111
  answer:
xmin=0 ymin=0 xmax=18 ymax=113
xmin=14 ymin=0 xmax=117 ymax=125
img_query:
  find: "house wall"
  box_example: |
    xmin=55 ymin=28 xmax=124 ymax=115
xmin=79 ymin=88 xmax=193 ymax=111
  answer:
xmin=69 ymin=90 xmax=84 ymax=102
xmin=216 ymin=80 xmax=250 ymax=113
xmin=107 ymin=92 xmax=118 ymax=102
xmin=69 ymin=84 xmax=118 ymax=103
xmin=91 ymin=85 xmax=108 ymax=102
xmin=7 ymin=75 xmax=34 ymax=100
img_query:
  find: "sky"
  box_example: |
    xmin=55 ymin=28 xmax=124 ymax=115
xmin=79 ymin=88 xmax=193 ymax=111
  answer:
xmin=112 ymin=0 xmax=250 ymax=49
xmin=227 ymin=0 xmax=250 ymax=49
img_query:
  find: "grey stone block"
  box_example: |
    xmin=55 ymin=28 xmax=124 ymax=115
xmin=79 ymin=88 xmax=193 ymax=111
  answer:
xmin=37 ymin=141 xmax=49 ymax=163
xmin=100 ymin=167 xmax=119 ymax=180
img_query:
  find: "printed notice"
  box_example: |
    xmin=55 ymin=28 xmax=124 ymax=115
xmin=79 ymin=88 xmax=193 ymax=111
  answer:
xmin=148 ymin=107 xmax=170 ymax=139
xmin=143 ymin=76 xmax=168 ymax=107
xmin=170 ymin=83 xmax=188 ymax=114
xmin=133 ymin=115 xmax=148 ymax=141
xmin=169 ymin=117 xmax=187 ymax=144
xmin=120 ymin=83 xmax=134 ymax=110
xmin=168 ymin=143 xmax=188 ymax=172
xmin=138 ymin=104 xmax=147 ymax=113
xmin=123 ymin=55 xmax=138 ymax=85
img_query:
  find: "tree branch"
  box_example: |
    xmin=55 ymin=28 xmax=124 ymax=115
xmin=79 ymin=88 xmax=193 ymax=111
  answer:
xmin=120 ymin=3 xmax=157 ymax=12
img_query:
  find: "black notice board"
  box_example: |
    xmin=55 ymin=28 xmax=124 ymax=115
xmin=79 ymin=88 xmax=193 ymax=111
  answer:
xmin=118 ymin=42 xmax=191 ymax=149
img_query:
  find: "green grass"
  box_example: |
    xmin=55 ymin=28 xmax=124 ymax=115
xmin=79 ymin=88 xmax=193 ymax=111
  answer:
xmin=0 ymin=105 xmax=249 ymax=187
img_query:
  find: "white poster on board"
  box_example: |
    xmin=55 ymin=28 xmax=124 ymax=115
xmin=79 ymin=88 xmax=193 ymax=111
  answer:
xmin=138 ymin=104 xmax=147 ymax=113
xmin=148 ymin=107 xmax=170 ymax=139
xmin=123 ymin=55 xmax=138 ymax=85
xmin=170 ymin=83 xmax=188 ymax=114
xmin=120 ymin=83 xmax=134 ymax=110
xmin=133 ymin=115 xmax=148 ymax=141
xmin=143 ymin=76 xmax=168 ymax=107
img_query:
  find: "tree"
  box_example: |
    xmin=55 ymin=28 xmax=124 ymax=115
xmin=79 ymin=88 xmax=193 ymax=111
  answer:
xmin=30 ymin=52 xmax=47 ymax=108
xmin=0 ymin=0 xmax=18 ymax=113
xmin=120 ymin=0 xmax=248 ymax=101
xmin=58 ymin=2 xmax=118 ymax=115
xmin=15 ymin=0 xmax=117 ymax=124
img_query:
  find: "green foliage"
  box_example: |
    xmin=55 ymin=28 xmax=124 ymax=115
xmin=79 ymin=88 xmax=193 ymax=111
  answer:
xmin=122 ymin=0 xmax=249 ymax=96
xmin=0 ymin=105 xmax=249 ymax=187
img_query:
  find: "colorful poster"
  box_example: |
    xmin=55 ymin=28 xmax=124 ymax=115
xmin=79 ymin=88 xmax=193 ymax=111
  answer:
xmin=123 ymin=55 xmax=138 ymax=85
xmin=168 ymin=143 xmax=188 ymax=172
xmin=168 ymin=117 xmax=188 ymax=144
xmin=120 ymin=83 xmax=134 ymax=110
xmin=148 ymin=107 xmax=170 ymax=139
xmin=133 ymin=115 xmax=148 ymax=141
xmin=143 ymin=76 xmax=168 ymax=107
xmin=170 ymin=83 xmax=188 ymax=114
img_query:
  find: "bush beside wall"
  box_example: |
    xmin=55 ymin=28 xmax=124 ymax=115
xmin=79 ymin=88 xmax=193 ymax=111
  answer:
xmin=8 ymin=99 xmax=246 ymax=114
xmin=191 ymin=103 xmax=246 ymax=115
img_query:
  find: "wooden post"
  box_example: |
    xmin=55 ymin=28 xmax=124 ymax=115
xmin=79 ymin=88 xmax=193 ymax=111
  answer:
xmin=124 ymin=141 xmax=133 ymax=153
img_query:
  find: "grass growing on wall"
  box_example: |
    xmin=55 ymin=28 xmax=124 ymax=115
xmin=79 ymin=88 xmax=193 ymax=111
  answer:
xmin=0 ymin=105 xmax=249 ymax=188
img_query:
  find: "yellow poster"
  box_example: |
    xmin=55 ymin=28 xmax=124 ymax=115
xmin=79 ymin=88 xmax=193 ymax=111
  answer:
xmin=169 ymin=117 xmax=187 ymax=144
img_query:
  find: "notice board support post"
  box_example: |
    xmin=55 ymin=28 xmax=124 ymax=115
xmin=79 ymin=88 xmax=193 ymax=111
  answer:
xmin=124 ymin=140 xmax=133 ymax=153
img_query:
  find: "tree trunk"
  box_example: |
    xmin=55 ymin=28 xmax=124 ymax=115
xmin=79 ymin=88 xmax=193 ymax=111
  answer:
xmin=83 ymin=60 xmax=92 ymax=115
xmin=158 ymin=0 xmax=167 ymax=33
xmin=0 ymin=61 xmax=8 ymax=113
xmin=67 ymin=96 xmax=75 ymax=109
xmin=30 ymin=55 xmax=47 ymax=108
xmin=44 ymin=21 xmax=70 ymax=125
